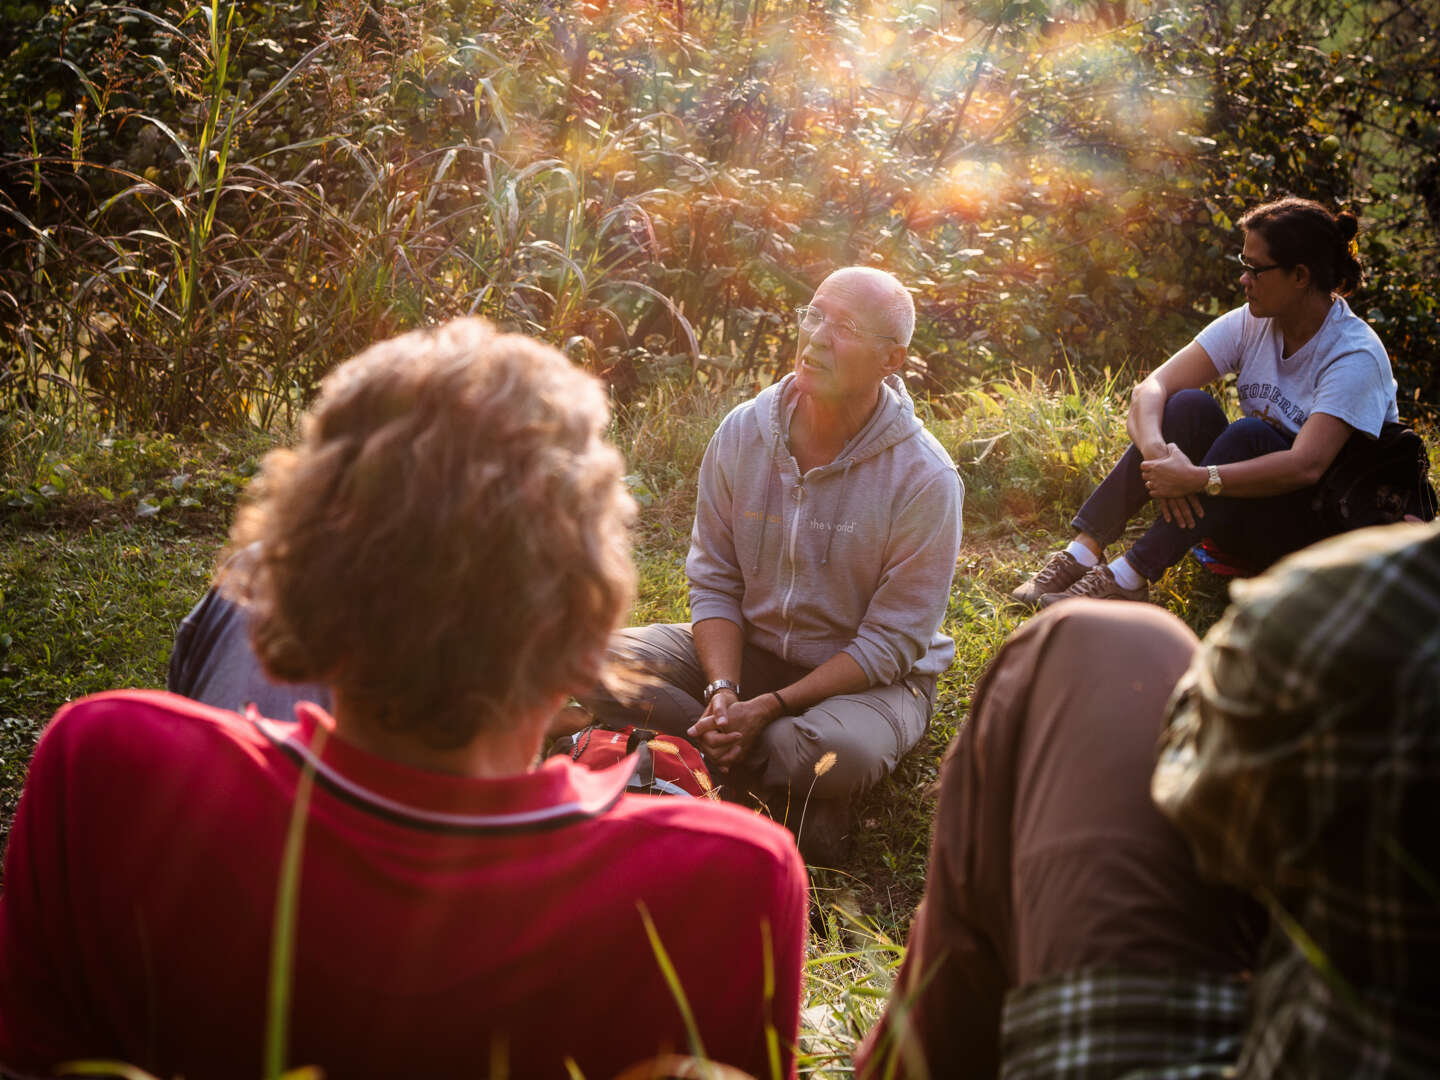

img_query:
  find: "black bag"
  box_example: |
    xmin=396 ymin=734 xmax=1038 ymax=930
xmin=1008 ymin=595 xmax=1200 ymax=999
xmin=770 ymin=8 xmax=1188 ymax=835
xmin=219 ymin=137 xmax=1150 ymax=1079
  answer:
xmin=1313 ymin=422 xmax=1438 ymax=532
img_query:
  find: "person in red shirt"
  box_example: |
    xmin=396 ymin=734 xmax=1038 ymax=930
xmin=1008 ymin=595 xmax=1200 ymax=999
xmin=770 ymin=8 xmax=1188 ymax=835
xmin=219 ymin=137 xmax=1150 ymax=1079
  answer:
xmin=0 ymin=318 xmax=807 ymax=1079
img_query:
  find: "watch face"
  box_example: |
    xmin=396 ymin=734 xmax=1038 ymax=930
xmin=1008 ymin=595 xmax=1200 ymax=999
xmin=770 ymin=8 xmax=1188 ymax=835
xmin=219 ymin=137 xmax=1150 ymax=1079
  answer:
xmin=704 ymin=679 xmax=737 ymax=702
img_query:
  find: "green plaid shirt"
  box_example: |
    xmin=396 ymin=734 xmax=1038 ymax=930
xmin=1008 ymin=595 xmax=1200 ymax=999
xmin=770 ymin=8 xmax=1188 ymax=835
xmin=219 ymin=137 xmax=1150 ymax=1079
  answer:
xmin=1000 ymin=968 xmax=1248 ymax=1080
xmin=1154 ymin=522 xmax=1440 ymax=1078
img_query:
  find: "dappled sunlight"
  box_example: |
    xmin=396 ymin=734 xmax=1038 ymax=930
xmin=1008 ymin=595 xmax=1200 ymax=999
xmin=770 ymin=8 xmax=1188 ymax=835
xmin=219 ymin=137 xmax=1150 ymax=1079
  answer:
xmin=1141 ymin=94 xmax=1205 ymax=144
xmin=907 ymin=158 xmax=1012 ymax=228
xmin=1 ymin=0 xmax=1435 ymax=424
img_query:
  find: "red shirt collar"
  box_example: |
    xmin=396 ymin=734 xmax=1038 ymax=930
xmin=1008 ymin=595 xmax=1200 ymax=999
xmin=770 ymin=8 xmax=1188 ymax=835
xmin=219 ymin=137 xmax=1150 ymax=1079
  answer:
xmin=247 ymin=702 xmax=634 ymax=833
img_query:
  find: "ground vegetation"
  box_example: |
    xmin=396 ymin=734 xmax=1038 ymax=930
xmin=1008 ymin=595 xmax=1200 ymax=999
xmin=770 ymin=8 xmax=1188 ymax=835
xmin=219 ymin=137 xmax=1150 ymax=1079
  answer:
xmin=0 ymin=371 xmax=1249 ymax=1075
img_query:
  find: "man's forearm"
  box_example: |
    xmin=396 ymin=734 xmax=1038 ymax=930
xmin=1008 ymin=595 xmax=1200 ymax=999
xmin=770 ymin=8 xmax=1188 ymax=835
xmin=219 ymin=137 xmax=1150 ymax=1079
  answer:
xmin=693 ymin=617 xmax=745 ymax=686
xmin=773 ymin=652 xmax=869 ymax=714
xmin=689 ymin=617 xmax=747 ymax=751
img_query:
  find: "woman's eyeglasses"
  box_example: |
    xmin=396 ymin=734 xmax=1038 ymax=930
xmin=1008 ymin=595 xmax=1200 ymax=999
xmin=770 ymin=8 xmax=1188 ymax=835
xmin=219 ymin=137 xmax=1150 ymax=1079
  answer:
xmin=1231 ymin=254 xmax=1284 ymax=277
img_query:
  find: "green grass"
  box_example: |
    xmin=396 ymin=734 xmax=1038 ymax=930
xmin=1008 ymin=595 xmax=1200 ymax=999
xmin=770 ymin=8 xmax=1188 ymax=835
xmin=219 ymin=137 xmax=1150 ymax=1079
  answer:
xmin=0 ymin=371 xmax=1247 ymax=1075
xmin=0 ymin=420 xmax=274 ymax=849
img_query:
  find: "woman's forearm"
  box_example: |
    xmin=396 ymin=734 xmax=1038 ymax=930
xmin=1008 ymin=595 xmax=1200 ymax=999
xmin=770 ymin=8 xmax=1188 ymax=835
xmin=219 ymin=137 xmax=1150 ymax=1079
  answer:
xmin=1207 ymin=450 xmax=1326 ymax=496
xmin=1127 ymin=340 xmax=1221 ymax=461
xmin=1193 ymin=413 xmax=1353 ymax=498
xmin=1127 ymin=379 xmax=1170 ymax=459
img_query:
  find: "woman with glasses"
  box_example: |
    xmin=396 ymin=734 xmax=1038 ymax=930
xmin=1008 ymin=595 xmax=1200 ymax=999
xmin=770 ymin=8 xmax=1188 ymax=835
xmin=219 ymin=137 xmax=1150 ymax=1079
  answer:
xmin=1012 ymin=196 xmax=1399 ymax=607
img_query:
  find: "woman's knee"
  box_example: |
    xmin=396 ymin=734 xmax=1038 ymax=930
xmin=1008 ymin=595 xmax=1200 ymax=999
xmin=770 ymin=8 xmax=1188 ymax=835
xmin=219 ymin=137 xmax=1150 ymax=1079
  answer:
xmin=1159 ymin=390 xmax=1228 ymax=451
xmin=1162 ymin=389 xmax=1226 ymax=428
xmin=1204 ymin=417 xmax=1291 ymax=464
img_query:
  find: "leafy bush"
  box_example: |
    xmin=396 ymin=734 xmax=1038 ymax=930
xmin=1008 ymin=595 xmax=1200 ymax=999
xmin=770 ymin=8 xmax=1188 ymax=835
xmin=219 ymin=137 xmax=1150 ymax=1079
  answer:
xmin=1 ymin=0 xmax=1437 ymax=430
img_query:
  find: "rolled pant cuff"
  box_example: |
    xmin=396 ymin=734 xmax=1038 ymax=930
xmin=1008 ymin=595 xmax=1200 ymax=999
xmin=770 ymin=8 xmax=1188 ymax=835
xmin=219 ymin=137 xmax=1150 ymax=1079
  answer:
xmin=1069 ymin=513 xmax=1122 ymax=551
xmin=1121 ymin=548 xmax=1164 ymax=583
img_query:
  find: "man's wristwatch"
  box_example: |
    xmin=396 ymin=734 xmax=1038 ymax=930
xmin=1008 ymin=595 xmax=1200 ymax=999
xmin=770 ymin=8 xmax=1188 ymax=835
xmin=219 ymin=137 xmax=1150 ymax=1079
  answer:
xmin=1205 ymin=464 xmax=1223 ymax=497
xmin=703 ymin=678 xmax=741 ymax=703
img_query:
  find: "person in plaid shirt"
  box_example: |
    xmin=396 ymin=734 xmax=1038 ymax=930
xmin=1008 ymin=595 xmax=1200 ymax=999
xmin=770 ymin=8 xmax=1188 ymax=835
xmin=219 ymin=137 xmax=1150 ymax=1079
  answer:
xmin=857 ymin=600 xmax=1264 ymax=1079
xmin=1154 ymin=520 xmax=1440 ymax=1077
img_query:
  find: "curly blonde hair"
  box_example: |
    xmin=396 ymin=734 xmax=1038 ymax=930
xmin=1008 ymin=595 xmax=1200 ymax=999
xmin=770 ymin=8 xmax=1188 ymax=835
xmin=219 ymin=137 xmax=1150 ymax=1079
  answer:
xmin=223 ymin=318 xmax=636 ymax=748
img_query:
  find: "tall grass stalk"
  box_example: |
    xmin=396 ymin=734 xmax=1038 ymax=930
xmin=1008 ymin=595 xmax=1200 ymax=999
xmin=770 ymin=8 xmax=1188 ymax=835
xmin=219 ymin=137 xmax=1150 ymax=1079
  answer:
xmin=793 ymin=750 xmax=838 ymax=859
xmin=637 ymin=901 xmax=708 ymax=1062
xmin=264 ymin=725 xmax=328 ymax=1080
xmin=1257 ymin=886 xmax=1365 ymax=1016
xmin=761 ymin=919 xmax=782 ymax=1080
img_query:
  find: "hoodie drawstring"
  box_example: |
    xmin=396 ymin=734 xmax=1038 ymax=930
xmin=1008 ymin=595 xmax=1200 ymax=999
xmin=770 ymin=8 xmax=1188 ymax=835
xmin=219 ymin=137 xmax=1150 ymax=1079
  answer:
xmin=821 ymin=459 xmax=854 ymax=566
xmin=753 ymin=448 xmax=776 ymax=573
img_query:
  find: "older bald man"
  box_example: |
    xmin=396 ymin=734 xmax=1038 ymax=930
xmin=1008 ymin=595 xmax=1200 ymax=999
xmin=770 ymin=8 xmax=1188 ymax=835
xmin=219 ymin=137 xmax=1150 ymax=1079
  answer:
xmin=583 ymin=268 xmax=964 ymax=862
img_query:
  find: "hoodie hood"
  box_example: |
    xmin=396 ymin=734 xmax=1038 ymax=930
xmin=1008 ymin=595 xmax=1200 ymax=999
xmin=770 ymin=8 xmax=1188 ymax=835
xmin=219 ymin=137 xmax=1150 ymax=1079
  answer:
xmin=756 ymin=372 xmax=925 ymax=477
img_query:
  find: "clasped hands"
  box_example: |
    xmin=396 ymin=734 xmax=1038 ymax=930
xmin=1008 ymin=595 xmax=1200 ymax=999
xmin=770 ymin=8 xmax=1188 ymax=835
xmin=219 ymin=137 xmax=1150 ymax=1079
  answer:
xmin=687 ymin=690 xmax=780 ymax=769
xmin=1140 ymin=443 xmax=1209 ymax=529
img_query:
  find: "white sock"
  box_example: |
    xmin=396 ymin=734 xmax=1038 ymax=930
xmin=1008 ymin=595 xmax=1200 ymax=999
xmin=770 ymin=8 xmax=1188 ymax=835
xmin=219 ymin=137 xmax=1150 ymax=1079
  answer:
xmin=1065 ymin=540 xmax=1099 ymax=568
xmin=1108 ymin=555 xmax=1145 ymax=591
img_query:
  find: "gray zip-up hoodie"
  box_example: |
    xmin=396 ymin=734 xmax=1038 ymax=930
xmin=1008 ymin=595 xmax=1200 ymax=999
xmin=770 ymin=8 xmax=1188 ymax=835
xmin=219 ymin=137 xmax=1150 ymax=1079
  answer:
xmin=687 ymin=372 xmax=964 ymax=685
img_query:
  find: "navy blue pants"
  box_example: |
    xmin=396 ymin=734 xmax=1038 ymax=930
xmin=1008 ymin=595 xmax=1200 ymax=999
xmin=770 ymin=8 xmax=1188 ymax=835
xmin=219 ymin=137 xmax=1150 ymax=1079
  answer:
xmin=1071 ymin=389 xmax=1334 ymax=581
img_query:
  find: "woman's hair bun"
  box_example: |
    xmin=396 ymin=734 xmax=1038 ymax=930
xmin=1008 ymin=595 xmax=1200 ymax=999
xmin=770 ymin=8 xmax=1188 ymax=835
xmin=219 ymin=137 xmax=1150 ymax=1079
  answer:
xmin=1336 ymin=210 xmax=1359 ymax=242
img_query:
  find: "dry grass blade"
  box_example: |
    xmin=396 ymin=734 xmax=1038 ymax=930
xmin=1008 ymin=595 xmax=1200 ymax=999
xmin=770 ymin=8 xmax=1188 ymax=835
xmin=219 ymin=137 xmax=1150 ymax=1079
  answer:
xmin=56 ymin=1063 xmax=162 ymax=1080
xmin=610 ymin=1055 xmax=756 ymax=1080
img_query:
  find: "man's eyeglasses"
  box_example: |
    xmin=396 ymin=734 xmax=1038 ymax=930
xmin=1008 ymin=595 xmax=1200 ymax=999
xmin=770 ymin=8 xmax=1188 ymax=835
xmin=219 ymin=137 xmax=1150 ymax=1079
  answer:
xmin=796 ymin=305 xmax=898 ymax=344
xmin=1231 ymin=254 xmax=1285 ymax=277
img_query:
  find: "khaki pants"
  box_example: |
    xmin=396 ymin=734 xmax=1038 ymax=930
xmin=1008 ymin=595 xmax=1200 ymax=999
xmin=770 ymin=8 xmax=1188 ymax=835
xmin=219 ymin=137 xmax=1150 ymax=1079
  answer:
xmin=578 ymin=623 xmax=934 ymax=801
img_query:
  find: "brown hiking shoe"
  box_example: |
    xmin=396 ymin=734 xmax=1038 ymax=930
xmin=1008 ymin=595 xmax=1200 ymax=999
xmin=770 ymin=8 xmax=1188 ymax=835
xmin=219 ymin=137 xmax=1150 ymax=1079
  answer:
xmin=1010 ymin=550 xmax=1090 ymax=607
xmin=1038 ymin=564 xmax=1149 ymax=607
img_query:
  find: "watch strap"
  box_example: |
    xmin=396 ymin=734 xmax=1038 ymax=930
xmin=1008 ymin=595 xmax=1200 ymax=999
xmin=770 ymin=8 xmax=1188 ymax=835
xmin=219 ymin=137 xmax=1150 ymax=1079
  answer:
xmin=703 ymin=678 xmax=741 ymax=703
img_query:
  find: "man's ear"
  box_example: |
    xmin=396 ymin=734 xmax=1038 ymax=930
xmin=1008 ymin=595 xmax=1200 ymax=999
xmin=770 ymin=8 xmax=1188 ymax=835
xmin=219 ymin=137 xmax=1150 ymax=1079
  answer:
xmin=882 ymin=342 xmax=907 ymax=376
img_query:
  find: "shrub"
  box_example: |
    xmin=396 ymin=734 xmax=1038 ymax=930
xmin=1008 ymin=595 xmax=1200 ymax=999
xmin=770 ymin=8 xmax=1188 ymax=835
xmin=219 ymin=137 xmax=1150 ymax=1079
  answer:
xmin=1 ymin=0 xmax=1437 ymax=429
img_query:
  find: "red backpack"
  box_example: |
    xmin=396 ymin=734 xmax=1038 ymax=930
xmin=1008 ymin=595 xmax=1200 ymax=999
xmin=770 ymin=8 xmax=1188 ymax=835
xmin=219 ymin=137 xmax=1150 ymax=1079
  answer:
xmin=550 ymin=725 xmax=716 ymax=799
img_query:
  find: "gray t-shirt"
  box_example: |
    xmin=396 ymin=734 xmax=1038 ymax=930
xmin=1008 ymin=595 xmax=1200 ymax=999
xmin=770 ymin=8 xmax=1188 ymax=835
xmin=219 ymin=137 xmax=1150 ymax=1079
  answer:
xmin=1194 ymin=298 xmax=1398 ymax=438
xmin=168 ymin=584 xmax=330 ymax=721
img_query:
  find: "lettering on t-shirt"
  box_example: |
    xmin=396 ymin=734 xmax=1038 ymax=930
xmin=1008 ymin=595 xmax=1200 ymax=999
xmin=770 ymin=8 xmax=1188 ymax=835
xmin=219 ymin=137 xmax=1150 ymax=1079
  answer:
xmin=1236 ymin=381 xmax=1308 ymax=430
xmin=743 ymin=509 xmax=783 ymax=525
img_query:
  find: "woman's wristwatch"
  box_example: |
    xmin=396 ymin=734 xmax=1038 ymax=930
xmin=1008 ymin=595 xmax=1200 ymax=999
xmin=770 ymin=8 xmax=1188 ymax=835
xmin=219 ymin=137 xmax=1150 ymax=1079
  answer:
xmin=1205 ymin=464 xmax=1223 ymax=496
xmin=703 ymin=678 xmax=741 ymax=703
